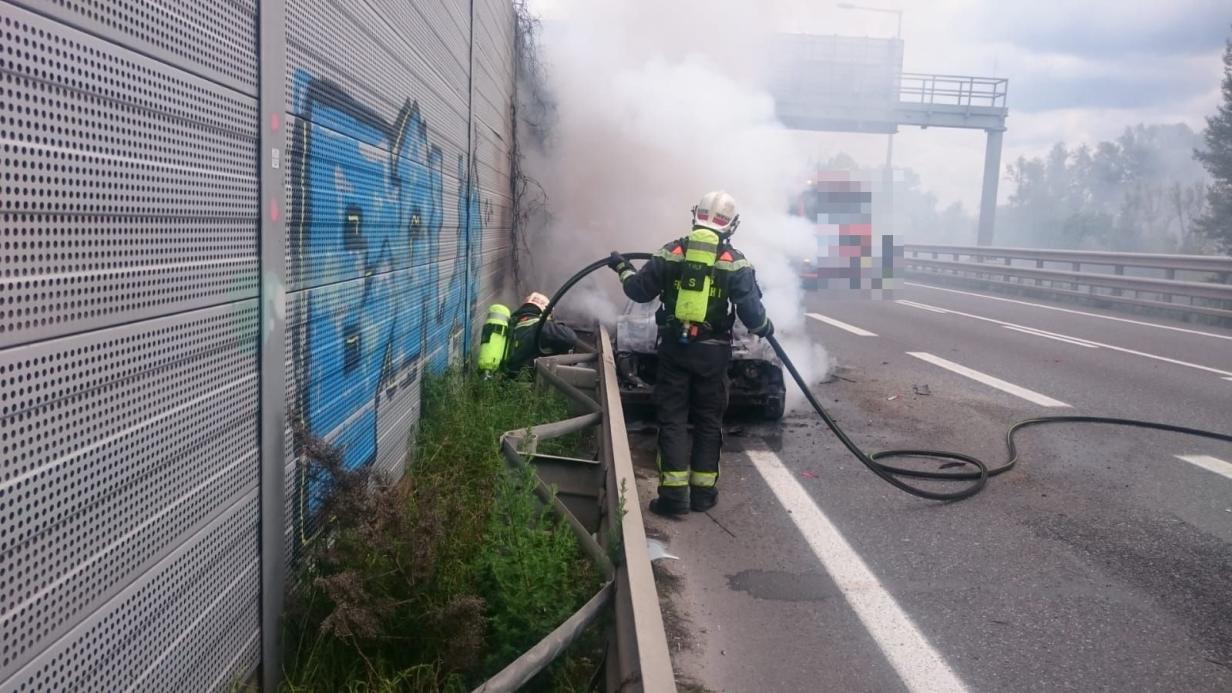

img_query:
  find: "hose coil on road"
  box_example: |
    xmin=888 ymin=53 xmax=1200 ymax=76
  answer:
xmin=538 ymin=254 xmax=1232 ymax=501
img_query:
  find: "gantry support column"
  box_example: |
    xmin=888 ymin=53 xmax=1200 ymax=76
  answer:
xmin=976 ymin=128 xmax=1004 ymax=246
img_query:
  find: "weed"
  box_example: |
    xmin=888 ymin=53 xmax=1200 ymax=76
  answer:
xmin=607 ymin=478 xmax=629 ymax=568
xmin=472 ymin=465 xmax=598 ymax=675
xmin=282 ymin=370 xmax=603 ymax=691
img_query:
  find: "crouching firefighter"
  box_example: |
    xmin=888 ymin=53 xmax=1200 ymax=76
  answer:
xmin=477 ymin=292 xmax=579 ymax=376
xmin=609 ymin=191 xmax=773 ymax=516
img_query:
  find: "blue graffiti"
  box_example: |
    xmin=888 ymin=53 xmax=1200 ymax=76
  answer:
xmin=290 ymin=69 xmax=482 ymax=473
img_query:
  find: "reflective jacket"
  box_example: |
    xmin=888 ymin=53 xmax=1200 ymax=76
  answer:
xmin=620 ymin=234 xmax=769 ymax=340
xmin=504 ymin=304 xmax=578 ymax=373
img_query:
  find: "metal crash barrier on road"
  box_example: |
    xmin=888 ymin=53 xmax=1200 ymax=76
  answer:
xmin=903 ymin=244 xmax=1232 ymax=323
xmin=474 ymin=327 xmax=676 ymax=693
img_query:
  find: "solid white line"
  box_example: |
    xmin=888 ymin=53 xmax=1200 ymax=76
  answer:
xmin=896 ymin=299 xmax=949 ymax=314
xmin=1175 ymin=454 xmax=1232 ymax=481
xmin=1003 ymin=325 xmax=1099 ymax=348
xmin=907 ymin=351 xmax=1071 ymax=407
xmin=747 ymin=449 xmax=969 ymax=693
xmin=1223 ymin=377 xmax=1232 ymax=383
xmin=905 ymin=281 xmax=1232 ymax=342
xmin=902 ymin=300 xmax=1232 ymax=378
xmin=807 ymin=312 xmax=878 ymax=336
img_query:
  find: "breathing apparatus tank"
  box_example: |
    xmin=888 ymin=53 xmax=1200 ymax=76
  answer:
xmin=674 ymin=228 xmax=721 ymax=341
xmin=477 ymin=304 xmax=512 ymax=374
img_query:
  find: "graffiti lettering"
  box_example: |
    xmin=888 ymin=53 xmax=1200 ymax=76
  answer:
xmin=289 ymin=70 xmax=483 ymax=474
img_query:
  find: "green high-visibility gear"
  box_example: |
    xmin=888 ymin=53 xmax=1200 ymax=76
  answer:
xmin=477 ymin=304 xmax=512 ymax=373
xmin=674 ymin=227 xmax=720 ymax=325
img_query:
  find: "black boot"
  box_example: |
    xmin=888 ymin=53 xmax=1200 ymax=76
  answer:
xmin=690 ymin=493 xmax=717 ymax=512
xmin=649 ymin=496 xmax=690 ymax=516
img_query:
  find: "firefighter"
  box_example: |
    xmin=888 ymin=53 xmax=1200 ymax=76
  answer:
xmin=609 ymin=191 xmax=773 ymax=515
xmin=503 ymin=292 xmax=579 ymax=374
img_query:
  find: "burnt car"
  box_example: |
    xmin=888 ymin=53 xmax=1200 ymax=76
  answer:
xmin=614 ymin=300 xmax=786 ymax=420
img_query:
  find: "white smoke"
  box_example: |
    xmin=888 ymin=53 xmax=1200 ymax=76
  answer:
xmin=522 ymin=1 xmax=835 ymax=403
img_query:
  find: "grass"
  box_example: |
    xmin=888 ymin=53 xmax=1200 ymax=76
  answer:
xmin=281 ymin=371 xmax=604 ymax=692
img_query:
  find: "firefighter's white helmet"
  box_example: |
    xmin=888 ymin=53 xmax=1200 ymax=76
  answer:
xmin=523 ymin=292 xmax=550 ymax=312
xmin=692 ymin=190 xmax=740 ymax=236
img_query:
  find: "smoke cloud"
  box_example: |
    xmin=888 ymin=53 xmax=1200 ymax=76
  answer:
xmin=521 ymin=0 xmax=834 ymax=404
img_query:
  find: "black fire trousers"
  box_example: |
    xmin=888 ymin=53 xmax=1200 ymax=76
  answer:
xmin=654 ymin=338 xmax=731 ymax=503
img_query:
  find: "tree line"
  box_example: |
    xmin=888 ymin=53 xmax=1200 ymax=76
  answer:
xmin=900 ymin=29 xmax=1232 ymax=254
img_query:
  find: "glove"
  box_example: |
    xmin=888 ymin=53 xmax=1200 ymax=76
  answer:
xmin=751 ymin=318 xmax=774 ymax=339
xmin=608 ymin=251 xmax=634 ymax=280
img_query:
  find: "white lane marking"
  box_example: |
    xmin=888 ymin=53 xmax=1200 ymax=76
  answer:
xmin=905 ymin=281 xmax=1232 ymax=342
xmin=896 ymin=299 xmax=949 ymax=314
xmin=902 ymin=300 xmax=1232 ymax=378
xmin=807 ymin=312 xmax=878 ymax=337
xmin=1175 ymin=454 xmax=1232 ymax=481
xmin=1003 ymin=325 xmax=1099 ymax=348
xmin=907 ymin=351 xmax=1071 ymax=407
xmin=1224 ymin=377 xmax=1232 ymax=383
xmin=747 ymin=449 xmax=969 ymax=693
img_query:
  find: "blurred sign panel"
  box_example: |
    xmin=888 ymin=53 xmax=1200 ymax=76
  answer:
xmin=769 ymin=34 xmax=904 ymax=133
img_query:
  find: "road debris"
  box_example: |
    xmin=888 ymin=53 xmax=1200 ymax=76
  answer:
xmin=647 ymin=538 xmax=680 ymax=562
xmin=913 ymin=384 xmax=932 ymax=396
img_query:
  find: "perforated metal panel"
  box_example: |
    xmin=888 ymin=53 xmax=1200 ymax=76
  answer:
xmin=0 ymin=303 xmax=260 ymax=681
xmin=471 ymin=0 xmax=517 ymax=315
xmin=6 ymin=0 xmax=259 ymax=94
xmin=0 ymin=7 xmax=260 ymax=349
xmin=2 ymin=493 xmax=261 ymax=692
xmin=0 ymin=0 xmax=262 ymax=690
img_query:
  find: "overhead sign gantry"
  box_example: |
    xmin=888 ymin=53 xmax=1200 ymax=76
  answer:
xmin=768 ymin=33 xmax=1009 ymax=245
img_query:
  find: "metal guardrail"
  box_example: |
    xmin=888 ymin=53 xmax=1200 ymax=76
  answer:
xmin=902 ymin=244 xmax=1232 ymax=321
xmin=907 ymin=244 xmax=1232 ymax=274
xmin=474 ymin=328 xmax=676 ymax=692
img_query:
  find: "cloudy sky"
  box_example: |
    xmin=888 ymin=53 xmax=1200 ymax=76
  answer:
xmin=528 ymin=0 xmax=1229 ymax=210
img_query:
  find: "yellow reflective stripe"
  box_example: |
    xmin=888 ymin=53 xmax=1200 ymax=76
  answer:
xmin=714 ymin=258 xmax=751 ymax=271
xmin=619 ymin=268 xmax=635 ymax=281
xmin=690 ymin=471 xmax=718 ymax=488
xmin=661 ymin=470 xmax=690 ymax=487
xmin=655 ymin=247 xmax=684 ymax=262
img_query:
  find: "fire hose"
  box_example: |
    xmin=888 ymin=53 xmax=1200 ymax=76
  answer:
xmin=537 ymin=253 xmax=1232 ymax=501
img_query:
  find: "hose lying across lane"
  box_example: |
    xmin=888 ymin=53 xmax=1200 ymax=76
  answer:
xmin=537 ymin=253 xmax=1232 ymax=501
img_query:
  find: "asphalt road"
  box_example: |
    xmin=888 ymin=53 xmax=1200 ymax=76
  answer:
xmin=634 ymin=280 xmax=1232 ymax=692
